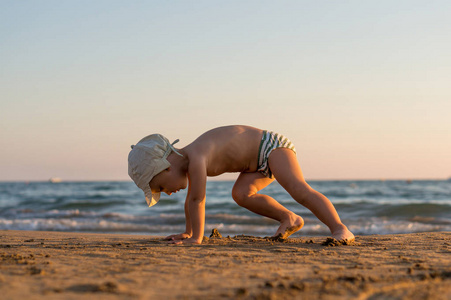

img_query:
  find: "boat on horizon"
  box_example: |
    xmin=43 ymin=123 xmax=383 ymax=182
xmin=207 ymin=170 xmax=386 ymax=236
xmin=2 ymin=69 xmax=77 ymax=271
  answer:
xmin=49 ymin=177 xmax=62 ymax=183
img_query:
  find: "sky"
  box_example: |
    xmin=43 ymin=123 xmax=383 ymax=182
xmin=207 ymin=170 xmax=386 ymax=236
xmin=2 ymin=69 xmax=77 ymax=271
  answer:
xmin=1 ymin=1 xmax=450 ymax=181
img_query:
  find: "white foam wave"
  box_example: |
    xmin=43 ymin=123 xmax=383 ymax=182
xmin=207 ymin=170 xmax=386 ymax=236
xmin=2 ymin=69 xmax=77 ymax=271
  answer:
xmin=348 ymin=218 xmax=451 ymax=235
xmin=0 ymin=218 xmax=184 ymax=234
xmin=1 ymin=216 xmax=449 ymax=237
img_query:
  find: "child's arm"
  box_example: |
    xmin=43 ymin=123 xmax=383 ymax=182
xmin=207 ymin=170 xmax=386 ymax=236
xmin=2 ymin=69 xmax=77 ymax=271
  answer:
xmin=183 ymin=193 xmax=193 ymax=235
xmin=169 ymin=158 xmax=207 ymax=245
xmin=164 ymin=197 xmax=192 ymax=241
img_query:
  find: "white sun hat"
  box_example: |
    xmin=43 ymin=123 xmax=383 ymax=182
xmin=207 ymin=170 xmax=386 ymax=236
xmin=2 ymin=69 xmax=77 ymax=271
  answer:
xmin=128 ymin=134 xmax=182 ymax=207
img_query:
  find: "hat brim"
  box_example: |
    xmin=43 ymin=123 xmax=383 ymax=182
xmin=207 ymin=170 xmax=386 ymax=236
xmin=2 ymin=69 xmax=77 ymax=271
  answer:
xmin=143 ymin=185 xmax=160 ymax=207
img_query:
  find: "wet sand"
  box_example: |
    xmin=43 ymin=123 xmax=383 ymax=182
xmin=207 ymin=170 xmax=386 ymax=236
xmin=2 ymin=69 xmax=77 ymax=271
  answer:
xmin=0 ymin=230 xmax=450 ymax=299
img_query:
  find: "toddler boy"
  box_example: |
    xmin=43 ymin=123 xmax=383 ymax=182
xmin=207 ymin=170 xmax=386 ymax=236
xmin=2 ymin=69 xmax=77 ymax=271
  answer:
xmin=128 ymin=125 xmax=354 ymax=244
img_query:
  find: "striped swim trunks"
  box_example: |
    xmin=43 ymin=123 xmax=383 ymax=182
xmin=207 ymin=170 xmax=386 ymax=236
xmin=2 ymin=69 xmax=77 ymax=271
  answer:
xmin=257 ymin=130 xmax=296 ymax=179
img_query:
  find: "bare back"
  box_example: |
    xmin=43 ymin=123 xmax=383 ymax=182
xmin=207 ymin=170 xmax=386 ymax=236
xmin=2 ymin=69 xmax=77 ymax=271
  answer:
xmin=182 ymin=125 xmax=264 ymax=176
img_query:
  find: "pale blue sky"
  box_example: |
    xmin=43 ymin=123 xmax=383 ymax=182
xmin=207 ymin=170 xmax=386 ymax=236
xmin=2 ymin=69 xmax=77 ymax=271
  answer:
xmin=1 ymin=1 xmax=450 ymax=181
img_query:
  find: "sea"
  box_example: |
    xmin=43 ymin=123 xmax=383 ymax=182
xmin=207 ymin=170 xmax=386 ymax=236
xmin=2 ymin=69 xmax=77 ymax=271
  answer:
xmin=0 ymin=180 xmax=450 ymax=238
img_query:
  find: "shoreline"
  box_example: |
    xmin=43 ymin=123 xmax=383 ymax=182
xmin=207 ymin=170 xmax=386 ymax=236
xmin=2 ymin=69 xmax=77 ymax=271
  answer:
xmin=0 ymin=230 xmax=450 ymax=299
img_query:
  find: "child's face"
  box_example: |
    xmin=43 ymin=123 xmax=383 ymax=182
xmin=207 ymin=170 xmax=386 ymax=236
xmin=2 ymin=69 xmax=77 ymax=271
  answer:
xmin=149 ymin=167 xmax=187 ymax=196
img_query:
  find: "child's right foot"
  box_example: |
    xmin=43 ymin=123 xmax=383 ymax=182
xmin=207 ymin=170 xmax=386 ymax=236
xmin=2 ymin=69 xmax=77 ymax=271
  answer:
xmin=273 ymin=214 xmax=304 ymax=239
xmin=331 ymin=226 xmax=355 ymax=242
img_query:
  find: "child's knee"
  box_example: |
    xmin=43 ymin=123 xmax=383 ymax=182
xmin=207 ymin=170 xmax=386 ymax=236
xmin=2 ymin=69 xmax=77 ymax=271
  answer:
xmin=231 ymin=188 xmax=252 ymax=207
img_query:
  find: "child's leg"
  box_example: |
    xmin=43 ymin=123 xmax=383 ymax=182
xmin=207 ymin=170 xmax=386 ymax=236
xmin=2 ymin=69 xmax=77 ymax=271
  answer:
xmin=232 ymin=172 xmax=304 ymax=238
xmin=269 ymin=148 xmax=354 ymax=241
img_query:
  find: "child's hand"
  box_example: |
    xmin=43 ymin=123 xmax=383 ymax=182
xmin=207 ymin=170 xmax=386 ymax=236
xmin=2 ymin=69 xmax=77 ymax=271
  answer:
xmin=168 ymin=237 xmax=202 ymax=245
xmin=164 ymin=232 xmax=191 ymax=241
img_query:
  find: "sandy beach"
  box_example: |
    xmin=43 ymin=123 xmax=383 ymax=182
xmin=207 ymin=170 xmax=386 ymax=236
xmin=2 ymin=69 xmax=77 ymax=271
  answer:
xmin=0 ymin=230 xmax=450 ymax=299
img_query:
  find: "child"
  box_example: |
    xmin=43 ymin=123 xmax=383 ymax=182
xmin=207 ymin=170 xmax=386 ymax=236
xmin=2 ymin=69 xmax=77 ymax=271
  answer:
xmin=128 ymin=125 xmax=354 ymax=245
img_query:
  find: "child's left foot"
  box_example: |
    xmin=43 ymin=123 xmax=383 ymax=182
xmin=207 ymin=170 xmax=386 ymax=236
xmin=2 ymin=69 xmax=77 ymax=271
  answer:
xmin=273 ymin=214 xmax=304 ymax=239
xmin=331 ymin=226 xmax=355 ymax=242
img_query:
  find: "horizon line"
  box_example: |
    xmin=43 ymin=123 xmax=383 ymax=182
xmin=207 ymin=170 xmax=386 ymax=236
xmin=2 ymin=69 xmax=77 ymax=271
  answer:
xmin=0 ymin=177 xmax=449 ymax=183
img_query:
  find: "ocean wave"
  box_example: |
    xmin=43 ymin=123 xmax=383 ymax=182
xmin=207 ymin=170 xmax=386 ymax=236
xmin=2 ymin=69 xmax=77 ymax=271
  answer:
xmin=371 ymin=203 xmax=451 ymax=218
xmin=0 ymin=218 xmax=185 ymax=234
xmin=1 ymin=180 xmax=450 ymax=237
xmin=1 ymin=216 xmax=448 ymax=237
xmin=348 ymin=218 xmax=451 ymax=235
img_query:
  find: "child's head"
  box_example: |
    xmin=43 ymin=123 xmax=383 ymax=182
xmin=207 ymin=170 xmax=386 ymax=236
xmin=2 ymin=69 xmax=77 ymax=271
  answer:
xmin=148 ymin=161 xmax=188 ymax=198
xmin=128 ymin=134 xmax=184 ymax=207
